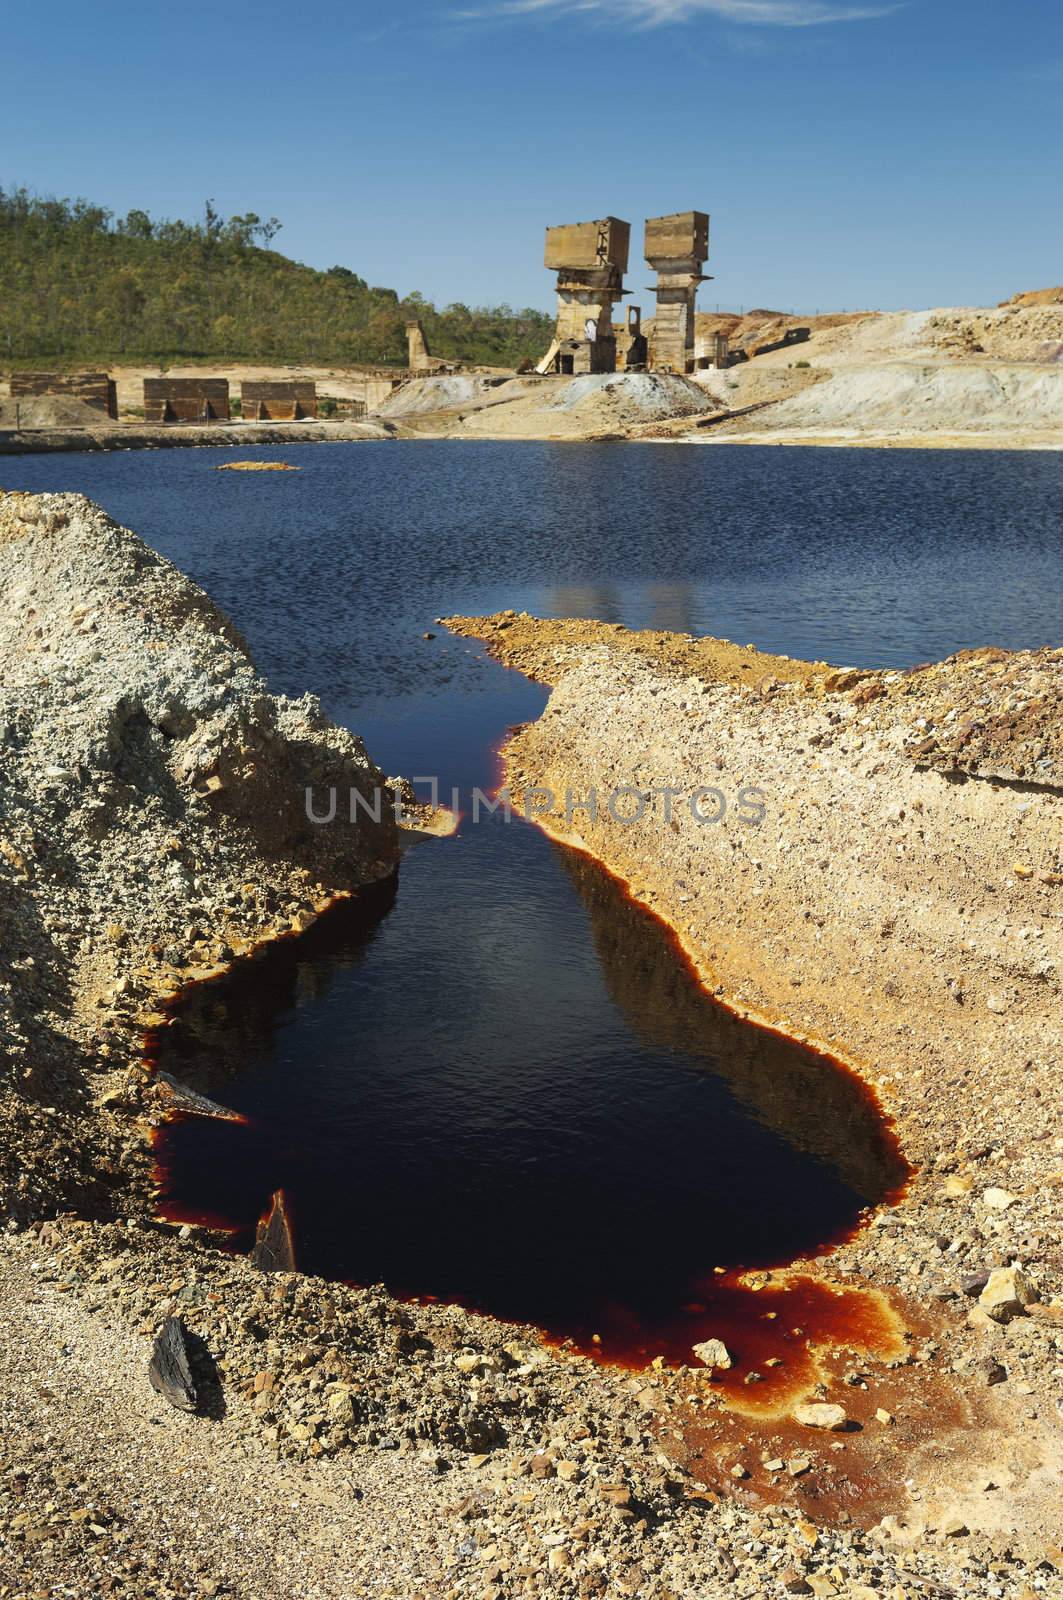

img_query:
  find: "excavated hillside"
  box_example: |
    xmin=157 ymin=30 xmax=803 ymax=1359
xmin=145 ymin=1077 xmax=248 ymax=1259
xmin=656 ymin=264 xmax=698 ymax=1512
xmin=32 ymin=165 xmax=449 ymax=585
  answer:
xmin=1000 ymin=286 xmax=1063 ymax=310
xmin=696 ymin=299 xmax=1063 ymax=448
xmin=364 ymin=294 xmax=1063 ymax=448
xmin=5 ymin=292 xmax=1059 ymax=453
xmin=376 ymin=370 xmax=714 ymax=439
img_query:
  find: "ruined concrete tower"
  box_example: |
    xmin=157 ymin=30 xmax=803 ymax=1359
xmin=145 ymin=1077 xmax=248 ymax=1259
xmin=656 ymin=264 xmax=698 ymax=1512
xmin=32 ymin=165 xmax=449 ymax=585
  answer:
xmin=406 ymin=319 xmax=433 ymax=372
xmin=644 ymin=212 xmax=710 ymax=373
xmin=537 ymin=217 xmax=630 ymax=376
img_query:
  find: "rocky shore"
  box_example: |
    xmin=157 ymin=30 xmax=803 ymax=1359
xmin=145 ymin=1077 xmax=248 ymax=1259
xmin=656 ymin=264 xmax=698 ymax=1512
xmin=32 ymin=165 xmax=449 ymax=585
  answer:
xmin=1 ymin=496 xmax=1060 ymax=1597
xmin=444 ymin=614 xmax=1063 ymax=1578
xmin=0 ymin=491 xmax=419 ymax=1221
xmin=0 ymin=418 xmax=394 ymax=454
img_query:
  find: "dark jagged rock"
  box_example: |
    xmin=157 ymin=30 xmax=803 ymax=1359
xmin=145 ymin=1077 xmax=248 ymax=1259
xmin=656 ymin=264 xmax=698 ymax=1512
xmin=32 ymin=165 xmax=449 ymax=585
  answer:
xmin=148 ymin=1316 xmax=199 ymax=1412
xmin=154 ymin=1071 xmax=244 ymax=1124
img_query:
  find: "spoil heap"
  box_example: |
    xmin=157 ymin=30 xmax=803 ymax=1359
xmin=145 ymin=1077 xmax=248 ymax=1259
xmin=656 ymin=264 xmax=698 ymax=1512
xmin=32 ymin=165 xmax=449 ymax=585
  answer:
xmin=0 ymin=490 xmax=404 ymax=1221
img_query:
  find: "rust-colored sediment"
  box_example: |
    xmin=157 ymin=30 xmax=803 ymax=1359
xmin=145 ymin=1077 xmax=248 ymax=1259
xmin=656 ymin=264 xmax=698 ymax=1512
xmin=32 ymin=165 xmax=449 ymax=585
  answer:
xmin=667 ymin=1319 xmax=972 ymax=1527
xmin=145 ymin=641 xmax=922 ymax=1510
xmin=565 ymin=1270 xmax=905 ymax=1403
xmin=449 ymin=630 xmax=920 ymax=1406
xmin=146 ymin=670 xmax=914 ymax=1413
xmin=478 ymin=709 xmax=914 ymax=1414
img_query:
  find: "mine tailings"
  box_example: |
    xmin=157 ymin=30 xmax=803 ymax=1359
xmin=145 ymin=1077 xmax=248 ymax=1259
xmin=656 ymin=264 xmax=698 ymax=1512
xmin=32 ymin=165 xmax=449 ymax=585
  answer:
xmin=148 ymin=660 xmax=911 ymax=1407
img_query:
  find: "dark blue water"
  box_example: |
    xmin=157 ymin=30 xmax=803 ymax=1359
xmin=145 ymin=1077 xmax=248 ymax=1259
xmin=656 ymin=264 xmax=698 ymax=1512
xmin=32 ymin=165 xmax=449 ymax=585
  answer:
xmin=10 ymin=441 xmax=1062 ymax=716
xmin=10 ymin=442 xmax=1061 ymax=1369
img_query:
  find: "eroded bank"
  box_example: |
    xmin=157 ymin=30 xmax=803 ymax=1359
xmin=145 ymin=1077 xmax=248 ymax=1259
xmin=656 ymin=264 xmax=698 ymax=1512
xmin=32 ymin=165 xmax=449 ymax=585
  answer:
xmin=445 ymin=610 xmax=1063 ymax=1551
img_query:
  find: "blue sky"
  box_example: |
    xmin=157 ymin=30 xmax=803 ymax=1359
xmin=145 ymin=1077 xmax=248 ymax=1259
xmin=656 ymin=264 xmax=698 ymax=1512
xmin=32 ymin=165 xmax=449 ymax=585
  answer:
xmin=4 ymin=0 xmax=1061 ymax=312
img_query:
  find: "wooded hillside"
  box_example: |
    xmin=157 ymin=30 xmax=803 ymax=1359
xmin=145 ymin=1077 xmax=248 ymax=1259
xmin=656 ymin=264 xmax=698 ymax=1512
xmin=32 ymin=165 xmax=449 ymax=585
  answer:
xmin=0 ymin=189 xmax=552 ymax=369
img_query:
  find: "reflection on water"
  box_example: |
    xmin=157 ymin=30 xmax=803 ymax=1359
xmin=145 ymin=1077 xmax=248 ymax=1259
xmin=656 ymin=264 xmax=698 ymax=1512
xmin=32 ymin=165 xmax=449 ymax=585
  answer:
xmin=557 ymin=850 xmax=904 ymax=1205
xmin=7 ymin=443 xmax=1062 ymax=706
xmin=544 ymin=582 xmax=702 ymax=636
xmin=546 ymin=583 xmax=625 ymax=625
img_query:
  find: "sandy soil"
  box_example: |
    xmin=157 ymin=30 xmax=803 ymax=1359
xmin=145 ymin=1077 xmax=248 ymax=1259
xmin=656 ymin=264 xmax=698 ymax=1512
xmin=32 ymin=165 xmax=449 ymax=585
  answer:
xmin=378 ymin=372 xmax=717 ymax=440
xmin=714 ymin=306 xmax=1063 ymax=370
xmin=685 ymin=305 xmax=1063 ymax=449
xmin=700 ymin=364 xmax=1063 ymax=445
xmin=97 ymin=362 xmax=511 ymax=415
xmin=0 ymin=1243 xmax=465 ymax=1600
xmin=376 ymin=305 xmax=1063 ymax=448
xmin=0 ymin=394 xmax=117 ymax=429
xmin=703 ymin=428 xmax=1063 ymax=451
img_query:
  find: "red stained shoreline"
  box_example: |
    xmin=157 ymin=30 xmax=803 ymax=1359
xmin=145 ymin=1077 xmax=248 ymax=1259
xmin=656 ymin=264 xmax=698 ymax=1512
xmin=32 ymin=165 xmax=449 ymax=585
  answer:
xmin=147 ymin=671 xmax=912 ymax=1393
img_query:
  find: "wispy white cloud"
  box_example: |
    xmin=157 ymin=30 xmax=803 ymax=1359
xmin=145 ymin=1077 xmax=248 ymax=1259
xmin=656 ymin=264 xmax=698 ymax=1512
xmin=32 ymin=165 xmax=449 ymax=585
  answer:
xmin=460 ymin=0 xmax=898 ymax=26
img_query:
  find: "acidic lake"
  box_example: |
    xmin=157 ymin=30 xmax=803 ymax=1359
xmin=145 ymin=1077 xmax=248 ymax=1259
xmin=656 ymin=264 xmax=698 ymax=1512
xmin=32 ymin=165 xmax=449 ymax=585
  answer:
xmin=11 ymin=441 xmax=1063 ymax=1374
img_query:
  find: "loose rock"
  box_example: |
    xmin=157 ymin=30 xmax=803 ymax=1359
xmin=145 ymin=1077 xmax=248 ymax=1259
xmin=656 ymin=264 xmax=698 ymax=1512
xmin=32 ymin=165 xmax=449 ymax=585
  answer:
xmin=979 ymin=1266 xmax=1036 ymax=1323
xmin=793 ymin=1402 xmax=848 ymax=1431
xmin=691 ymin=1338 xmax=732 ymax=1371
xmin=147 ymin=1316 xmax=199 ymax=1412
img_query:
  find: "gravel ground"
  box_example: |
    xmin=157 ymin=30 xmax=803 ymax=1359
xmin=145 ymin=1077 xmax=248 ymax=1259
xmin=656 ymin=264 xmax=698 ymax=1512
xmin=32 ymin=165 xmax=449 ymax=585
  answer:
xmin=8 ymin=1217 xmax=1057 ymax=1600
xmin=0 ymin=1237 xmax=466 ymax=1600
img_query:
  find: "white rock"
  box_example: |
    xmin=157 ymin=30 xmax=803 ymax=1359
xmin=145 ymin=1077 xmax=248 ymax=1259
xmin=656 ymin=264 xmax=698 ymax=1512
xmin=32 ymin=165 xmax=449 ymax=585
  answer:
xmin=691 ymin=1338 xmax=733 ymax=1371
xmin=793 ymin=1402 xmax=848 ymax=1431
xmin=981 ymin=1187 xmax=1018 ymax=1210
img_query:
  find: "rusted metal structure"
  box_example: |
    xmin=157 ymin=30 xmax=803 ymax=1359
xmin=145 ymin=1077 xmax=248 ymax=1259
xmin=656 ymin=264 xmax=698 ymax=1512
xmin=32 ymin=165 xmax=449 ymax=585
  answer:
xmin=11 ymin=370 xmax=117 ymax=418
xmin=240 ymin=380 xmax=317 ymax=421
xmin=537 ymin=217 xmax=630 ymax=376
xmin=644 ymin=212 xmax=711 ymax=373
xmin=143 ymin=378 xmax=230 ymax=423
